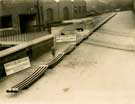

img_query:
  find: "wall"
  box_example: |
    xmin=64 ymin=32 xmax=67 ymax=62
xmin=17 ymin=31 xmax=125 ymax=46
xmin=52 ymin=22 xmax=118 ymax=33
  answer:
xmin=0 ymin=35 xmax=54 ymax=78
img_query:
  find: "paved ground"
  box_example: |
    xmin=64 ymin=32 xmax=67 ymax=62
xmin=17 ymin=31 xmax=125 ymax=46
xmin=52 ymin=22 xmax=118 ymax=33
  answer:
xmin=0 ymin=11 xmax=135 ymax=104
xmin=86 ymin=11 xmax=135 ymax=51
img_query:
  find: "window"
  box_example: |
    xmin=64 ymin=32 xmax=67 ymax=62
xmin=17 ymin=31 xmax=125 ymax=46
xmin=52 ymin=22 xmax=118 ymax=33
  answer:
xmin=74 ymin=6 xmax=78 ymax=14
xmin=83 ymin=6 xmax=86 ymax=12
xmin=46 ymin=8 xmax=54 ymax=22
xmin=0 ymin=15 xmax=12 ymax=29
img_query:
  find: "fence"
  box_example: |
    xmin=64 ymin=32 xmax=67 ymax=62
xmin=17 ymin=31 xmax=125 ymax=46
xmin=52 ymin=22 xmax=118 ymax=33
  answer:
xmin=0 ymin=31 xmax=48 ymax=43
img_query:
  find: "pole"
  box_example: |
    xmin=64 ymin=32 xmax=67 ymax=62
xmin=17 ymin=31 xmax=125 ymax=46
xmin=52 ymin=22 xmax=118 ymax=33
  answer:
xmin=36 ymin=0 xmax=41 ymax=31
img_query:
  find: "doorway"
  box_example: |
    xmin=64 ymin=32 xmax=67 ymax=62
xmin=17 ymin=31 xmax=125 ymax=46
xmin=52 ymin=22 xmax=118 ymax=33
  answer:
xmin=19 ymin=14 xmax=36 ymax=33
xmin=63 ymin=7 xmax=70 ymax=20
xmin=46 ymin=8 xmax=54 ymax=23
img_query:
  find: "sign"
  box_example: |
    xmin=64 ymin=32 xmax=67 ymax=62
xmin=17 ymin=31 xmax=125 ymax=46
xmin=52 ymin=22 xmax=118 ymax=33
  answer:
xmin=56 ymin=35 xmax=76 ymax=43
xmin=4 ymin=57 xmax=31 ymax=76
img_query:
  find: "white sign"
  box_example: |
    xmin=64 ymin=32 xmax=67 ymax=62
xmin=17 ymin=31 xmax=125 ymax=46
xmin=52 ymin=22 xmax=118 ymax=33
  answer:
xmin=4 ymin=57 xmax=31 ymax=76
xmin=56 ymin=35 xmax=76 ymax=43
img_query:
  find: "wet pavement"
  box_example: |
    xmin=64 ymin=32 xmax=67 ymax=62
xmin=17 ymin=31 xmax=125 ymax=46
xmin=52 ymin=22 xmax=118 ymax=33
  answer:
xmin=0 ymin=11 xmax=135 ymax=104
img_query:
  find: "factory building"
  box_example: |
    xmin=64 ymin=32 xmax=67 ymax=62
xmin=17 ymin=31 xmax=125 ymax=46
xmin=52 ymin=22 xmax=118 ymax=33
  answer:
xmin=0 ymin=0 xmax=87 ymax=35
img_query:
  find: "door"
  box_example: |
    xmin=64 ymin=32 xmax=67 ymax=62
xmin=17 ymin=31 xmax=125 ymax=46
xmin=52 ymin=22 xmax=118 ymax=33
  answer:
xmin=63 ymin=7 xmax=70 ymax=20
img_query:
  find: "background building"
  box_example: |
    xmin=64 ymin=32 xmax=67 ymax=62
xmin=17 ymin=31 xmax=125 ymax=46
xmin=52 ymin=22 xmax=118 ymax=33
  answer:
xmin=86 ymin=0 xmax=132 ymax=16
xmin=133 ymin=0 xmax=135 ymax=13
xmin=0 ymin=0 xmax=87 ymax=35
xmin=73 ymin=0 xmax=87 ymax=18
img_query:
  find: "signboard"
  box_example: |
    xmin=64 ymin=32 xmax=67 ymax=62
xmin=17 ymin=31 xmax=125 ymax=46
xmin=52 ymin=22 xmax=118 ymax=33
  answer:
xmin=56 ymin=35 xmax=76 ymax=43
xmin=4 ymin=57 xmax=31 ymax=76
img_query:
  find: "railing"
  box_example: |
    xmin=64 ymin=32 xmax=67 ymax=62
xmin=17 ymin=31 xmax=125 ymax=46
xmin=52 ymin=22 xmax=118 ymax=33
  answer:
xmin=0 ymin=31 xmax=48 ymax=43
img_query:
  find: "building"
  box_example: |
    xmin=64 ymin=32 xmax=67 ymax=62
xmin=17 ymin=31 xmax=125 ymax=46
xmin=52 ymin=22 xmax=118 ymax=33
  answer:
xmin=73 ymin=0 xmax=86 ymax=18
xmin=0 ymin=0 xmax=36 ymax=34
xmin=133 ymin=0 xmax=135 ymax=13
xmin=0 ymin=0 xmax=87 ymax=35
xmin=59 ymin=0 xmax=73 ymax=20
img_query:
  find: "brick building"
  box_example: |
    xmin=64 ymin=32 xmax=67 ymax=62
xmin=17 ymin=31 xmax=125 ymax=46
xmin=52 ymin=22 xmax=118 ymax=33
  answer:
xmin=0 ymin=0 xmax=87 ymax=34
